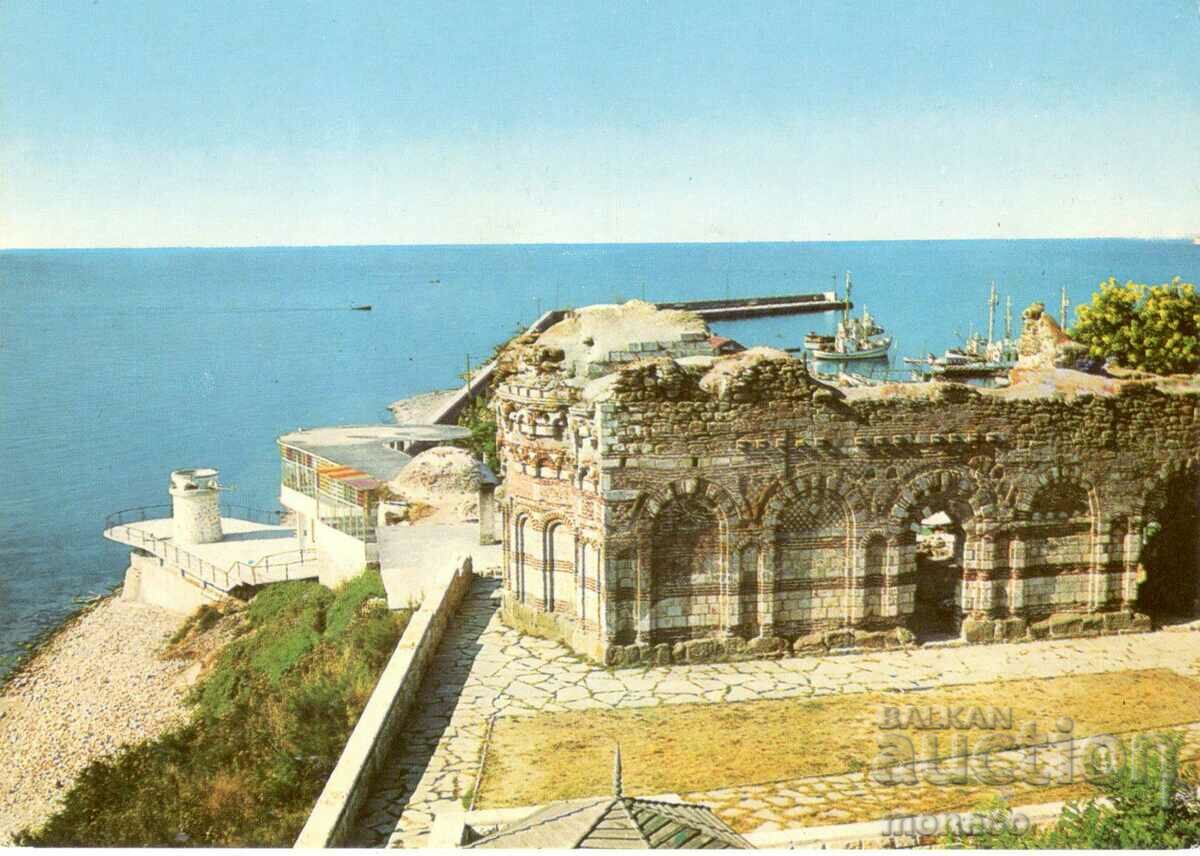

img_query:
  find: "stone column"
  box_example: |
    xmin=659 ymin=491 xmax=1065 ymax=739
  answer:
xmin=757 ymin=542 xmax=776 ymax=638
xmin=961 ymin=530 xmax=992 ymax=618
xmin=478 ymin=482 xmax=498 ymax=545
xmin=634 ymin=537 xmax=651 ymax=645
xmin=500 ymin=506 xmax=511 ymax=590
xmin=1086 ymin=520 xmax=1107 ymax=610
xmin=1121 ymin=521 xmax=1143 ymax=609
xmin=893 ymin=537 xmax=917 ymax=620
xmin=1007 ymin=535 xmax=1027 ymax=617
xmin=721 ymin=544 xmax=741 ymax=638
xmin=882 ymin=537 xmax=901 ymax=619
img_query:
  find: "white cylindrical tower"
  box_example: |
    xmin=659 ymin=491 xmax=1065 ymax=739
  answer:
xmin=170 ymin=468 xmax=224 ymax=545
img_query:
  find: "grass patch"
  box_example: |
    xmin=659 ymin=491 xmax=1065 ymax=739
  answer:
xmin=476 ymin=669 xmax=1200 ymax=811
xmin=18 ymin=570 xmax=410 ymax=847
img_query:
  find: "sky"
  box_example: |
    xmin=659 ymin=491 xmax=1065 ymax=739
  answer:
xmin=2 ymin=0 xmax=1199 ymax=249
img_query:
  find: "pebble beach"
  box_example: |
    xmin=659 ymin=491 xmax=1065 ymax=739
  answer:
xmin=0 ymin=596 xmax=194 ymax=844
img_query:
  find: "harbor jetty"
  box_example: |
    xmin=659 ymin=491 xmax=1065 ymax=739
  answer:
xmin=409 ymin=291 xmax=851 ymax=428
xmin=655 ymin=290 xmax=849 ymax=320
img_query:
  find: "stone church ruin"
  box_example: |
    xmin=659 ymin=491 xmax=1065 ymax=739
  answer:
xmin=493 ymin=300 xmax=1200 ymax=665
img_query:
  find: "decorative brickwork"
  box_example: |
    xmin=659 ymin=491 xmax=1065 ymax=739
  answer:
xmin=494 ymin=307 xmax=1200 ymax=665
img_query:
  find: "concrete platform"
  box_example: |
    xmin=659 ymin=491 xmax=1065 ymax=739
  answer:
xmin=104 ymin=516 xmax=316 ymax=591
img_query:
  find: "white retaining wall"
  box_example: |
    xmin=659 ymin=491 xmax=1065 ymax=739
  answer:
xmin=121 ymin=551 xmax=222 ymax=614
xmin=294 ymin=555 xmax=476 ymax=848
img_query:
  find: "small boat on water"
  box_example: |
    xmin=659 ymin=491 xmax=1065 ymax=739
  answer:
xmin=905 ymin=284 xmax=1018 ymax=381
xmin=813 ymin=335 xmax=891 ymax=360
xmin=809 ymin=273 xmax=893 ymax=360
xmin=351 ymin=305 xmax=373 ymax=311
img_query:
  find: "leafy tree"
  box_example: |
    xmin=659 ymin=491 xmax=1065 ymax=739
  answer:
xmin=956 ymin=733 xmax=1200 ymax=849
xmin=458 ymin=394 xmax=499 ymax=473
xmin=1071 ymin=277 xmax=1200 ymax=375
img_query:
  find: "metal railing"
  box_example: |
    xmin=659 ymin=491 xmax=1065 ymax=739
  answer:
xmin=102 ymin=504 xmax=316 ymax=593
xmin=103 ymin=503 xmax=286 ymax=531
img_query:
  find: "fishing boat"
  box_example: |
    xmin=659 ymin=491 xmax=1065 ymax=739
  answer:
xmin=810 ymin=273 xmax=892 ymax=360
xmin=906 ymin=284 xmax=1018 ymax=380
xmin=813 ymin=335 xmax=891 ymax=360
xmin=351 ymin=304 xmax=373 ymax=311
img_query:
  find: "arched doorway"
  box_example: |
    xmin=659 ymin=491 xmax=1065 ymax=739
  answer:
xmin=1139 ymin=471 xmax=1200 ymax=622
xmin=910 ymin=504 xmax=971 ymax=639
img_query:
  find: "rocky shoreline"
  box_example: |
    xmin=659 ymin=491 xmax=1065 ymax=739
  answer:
xmin=0 ymin=595 xmax=195 ymax=844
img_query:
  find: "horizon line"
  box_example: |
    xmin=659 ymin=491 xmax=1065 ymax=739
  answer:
xmin=1 ymin=234 xmax=1194 ymax=252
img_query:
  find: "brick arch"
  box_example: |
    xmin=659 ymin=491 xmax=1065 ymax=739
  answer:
xmin=536 ymin=511 xmax=574 ymax=532
xmin=632 ymin=477 xmax=745 ymax=533
xmin=760 ymin=470 xmax=866 ymax=532
xmin=766 ymin=477 xmax=857 ymax=635
xmin=640 ymin=483 xmax=735 ymax=643
xmin=1139 ymin=456 xmax=1200 ymax=521
xmin=886 ymin=465 xmax=994 ymax=534
xmin=1013 ymin=464 xmax=1099 ymax=520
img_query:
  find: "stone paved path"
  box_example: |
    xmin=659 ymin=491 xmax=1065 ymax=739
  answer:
xmin=349 ymin=577 xmax=1200 ymax=847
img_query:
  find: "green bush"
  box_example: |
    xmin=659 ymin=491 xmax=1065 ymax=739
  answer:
xmin=955 ymin=733 xmax=1200 ymax=849
xmin=1072 ymin=277 xmax=1200 ymax=375
xmin=458 ymin=394 xmax=499 ymax=473
xmin=19 ymin=570 xmax=411 ymax=847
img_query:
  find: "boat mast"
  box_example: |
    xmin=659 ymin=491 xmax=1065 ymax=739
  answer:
xmin=1005 ymin=296 xmax=1013 ymax=341
xmin=842 ymin=271 xmax=852 ymax=327
xmin=987 ymin=281 xmax=998 ymax=346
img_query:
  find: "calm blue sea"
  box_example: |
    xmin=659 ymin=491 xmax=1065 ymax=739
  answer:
xmin=2 ymin=240 xmax=1198 ymax=671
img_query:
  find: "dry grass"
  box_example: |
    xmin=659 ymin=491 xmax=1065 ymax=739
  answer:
xmin=476 ymin=668 xmax=1200 ymax=810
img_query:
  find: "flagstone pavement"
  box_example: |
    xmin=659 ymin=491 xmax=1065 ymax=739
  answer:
xmin=349 ymin=576 xmax=1200 ymax=847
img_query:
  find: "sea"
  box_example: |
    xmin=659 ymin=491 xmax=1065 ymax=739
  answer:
xmin=2 ymin=239 xmax=1198 ymax=673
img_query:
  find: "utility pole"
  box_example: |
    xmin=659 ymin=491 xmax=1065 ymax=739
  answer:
xmin=1060 ymin=286 xmax=1070 ymax=329
xmin=1005 ymin=295 xmax=1013 ymax=341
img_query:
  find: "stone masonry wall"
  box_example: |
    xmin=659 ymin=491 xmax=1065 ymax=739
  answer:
xmin=496 ymin=345 xmax=1200 ymax=666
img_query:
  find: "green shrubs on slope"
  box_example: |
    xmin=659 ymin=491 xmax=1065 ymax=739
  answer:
xmin=955 ymin=733 xmax=1200 ymax=849
xmin=19 ymin=571 xmax=410 ymax=847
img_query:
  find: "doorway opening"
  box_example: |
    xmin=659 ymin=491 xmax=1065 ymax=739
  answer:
xmin=1138 ymin=473 xmax=1200 ymax=625
xmin=912 ymin=510 xmax=965 ymax=640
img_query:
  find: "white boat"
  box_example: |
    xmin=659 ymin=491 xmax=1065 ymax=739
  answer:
xmin=813 ymin=337 xmax=892 ymax=360
xmin=809 ymin=273 xmax=893 ymax=361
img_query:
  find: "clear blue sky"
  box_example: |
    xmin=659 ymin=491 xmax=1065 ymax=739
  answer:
xmin=2 ymin=0 xmax=1198 ymax=248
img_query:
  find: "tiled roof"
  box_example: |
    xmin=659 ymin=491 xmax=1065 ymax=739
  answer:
xmin=467 ymin=796 xmax=751 ymax=850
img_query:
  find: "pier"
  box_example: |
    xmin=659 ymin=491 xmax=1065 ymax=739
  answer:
xmin=423 ymin=292 xmax=848 ymax=427
xmin=655 ymin=290 xmax=851 ymax=320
